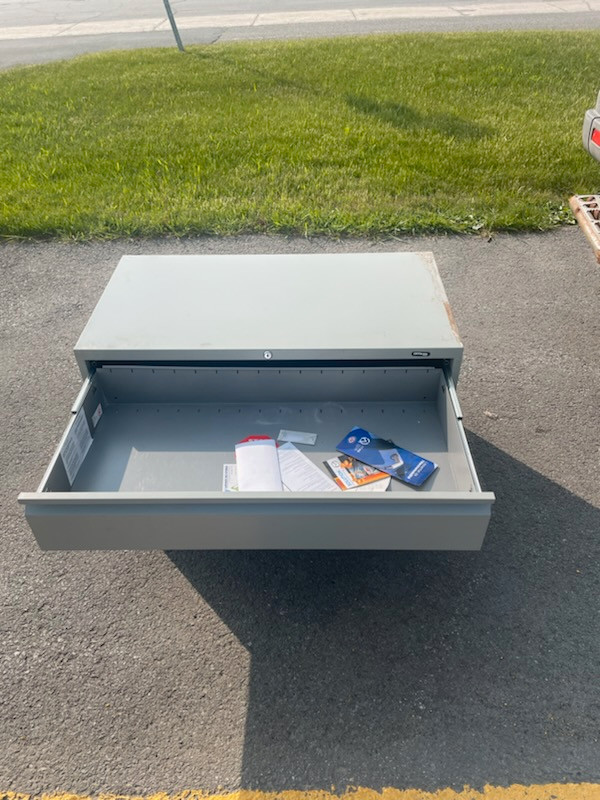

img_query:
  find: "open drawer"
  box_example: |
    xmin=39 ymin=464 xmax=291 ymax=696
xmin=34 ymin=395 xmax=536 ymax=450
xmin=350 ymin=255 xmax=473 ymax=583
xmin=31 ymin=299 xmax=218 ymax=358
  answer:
xmin=19 ymin=364 xmax=494 ymax=550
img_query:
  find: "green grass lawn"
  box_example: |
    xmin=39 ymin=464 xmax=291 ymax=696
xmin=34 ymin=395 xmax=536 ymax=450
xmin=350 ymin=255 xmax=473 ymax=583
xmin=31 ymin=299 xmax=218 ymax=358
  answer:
xmin=1 ymin=31 xmax=599 ymax=239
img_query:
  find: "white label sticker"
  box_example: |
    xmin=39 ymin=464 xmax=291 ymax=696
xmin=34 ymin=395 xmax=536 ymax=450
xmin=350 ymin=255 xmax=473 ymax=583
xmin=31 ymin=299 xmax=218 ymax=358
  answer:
xmin=91 ymin=403 xmax=103 ymax=428
xmin=277 ymin=429 xmax=318 ymax=446
xmin=61 ymin=408 xmax=93 ymax=485
xmin=222 ymin=464 xmax=239 ymax=492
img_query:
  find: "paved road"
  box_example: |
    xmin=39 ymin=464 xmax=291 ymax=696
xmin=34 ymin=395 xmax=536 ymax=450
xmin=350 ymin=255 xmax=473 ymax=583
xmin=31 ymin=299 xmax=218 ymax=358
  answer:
xmin=1 ymin=228 xmax=600 ymax=793
xmin=2 ymin=0 xmax=598 ymax=27
xmin=2 ymin=0 xmax=600 ymax=68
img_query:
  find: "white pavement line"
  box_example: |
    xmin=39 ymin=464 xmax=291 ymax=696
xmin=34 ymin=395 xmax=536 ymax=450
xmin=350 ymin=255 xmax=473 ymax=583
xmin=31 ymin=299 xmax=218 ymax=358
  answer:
xmin=1 ymin=0 xmax=600 ymax=42
xmin=0 ymin=23 xmax=74 ymax=40
xmin=155 ymin=13 xmax=258 ymax=30
xmin=354 ymin=6 xmax=460 ymax=18
xmin=254 ymin=9 xmax=355 ymax=24
xmin=550 ymin=0 xmax=600 ymax=8
xmin=450 ymin=1 xmax=561 ymax=14
xmin=56 ymin=17 xmax=165 ymax=36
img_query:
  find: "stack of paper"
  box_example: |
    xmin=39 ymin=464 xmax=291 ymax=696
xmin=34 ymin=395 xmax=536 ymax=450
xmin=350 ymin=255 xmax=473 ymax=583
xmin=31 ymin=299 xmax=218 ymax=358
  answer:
xmin=235 ymin=437 xmax=282 ymax=491
xmin=225 ymin=438 xmax=340 ymax=492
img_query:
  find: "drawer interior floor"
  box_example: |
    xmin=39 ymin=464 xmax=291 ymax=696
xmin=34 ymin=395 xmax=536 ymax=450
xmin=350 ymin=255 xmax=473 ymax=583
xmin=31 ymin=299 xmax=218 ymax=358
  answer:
xmin=71 ymin=400 xmax=467 ymax=493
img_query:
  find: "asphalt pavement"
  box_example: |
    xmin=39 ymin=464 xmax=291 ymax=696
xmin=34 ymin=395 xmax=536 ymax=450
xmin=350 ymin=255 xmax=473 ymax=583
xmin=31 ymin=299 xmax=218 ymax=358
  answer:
xmin=2 ymin=0 xmax=600 ymax=68
xmin=1 ymin=228 xmax=600 ymax=793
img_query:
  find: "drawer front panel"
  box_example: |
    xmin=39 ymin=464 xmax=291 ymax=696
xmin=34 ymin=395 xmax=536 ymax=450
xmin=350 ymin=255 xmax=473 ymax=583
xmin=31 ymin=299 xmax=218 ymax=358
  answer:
xmin=23 ymin=495 xmax=493 ymax=550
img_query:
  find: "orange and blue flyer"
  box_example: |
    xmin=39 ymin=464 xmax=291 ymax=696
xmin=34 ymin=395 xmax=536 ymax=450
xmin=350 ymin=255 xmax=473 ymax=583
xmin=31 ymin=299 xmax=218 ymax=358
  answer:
xmin=324 ymin=454 xmax=389 ymax=490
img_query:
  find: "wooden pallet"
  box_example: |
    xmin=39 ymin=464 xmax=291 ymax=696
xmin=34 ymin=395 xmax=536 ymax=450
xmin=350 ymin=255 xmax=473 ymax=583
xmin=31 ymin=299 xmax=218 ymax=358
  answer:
xmin=570 ymin=194 xmax=600 ymax=262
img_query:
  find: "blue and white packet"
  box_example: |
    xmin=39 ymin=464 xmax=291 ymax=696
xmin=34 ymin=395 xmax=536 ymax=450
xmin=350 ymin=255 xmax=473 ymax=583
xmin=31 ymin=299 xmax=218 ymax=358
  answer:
xmin=336 ymin=426 xmax=438 ymax=487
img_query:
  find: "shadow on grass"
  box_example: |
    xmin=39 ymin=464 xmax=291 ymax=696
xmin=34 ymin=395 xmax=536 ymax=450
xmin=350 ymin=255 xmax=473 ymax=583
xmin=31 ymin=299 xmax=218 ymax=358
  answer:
xmin=189 ymin=49 xmax=491 ymax=145
xmin=188 ymin=46 xmax=324 ymax=98
xmin=189 ymin=47 xmax=491 ymax=143
xmin=167 ymin=433 xmax=600 ymax=790
xmin=346 ymin=94 xmax=492 ymax=139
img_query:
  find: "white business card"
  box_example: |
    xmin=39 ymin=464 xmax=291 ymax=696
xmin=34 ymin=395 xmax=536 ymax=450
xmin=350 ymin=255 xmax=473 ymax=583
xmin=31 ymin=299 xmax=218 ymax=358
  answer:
xmin=277 ymin=429 xmax=317 ymax=446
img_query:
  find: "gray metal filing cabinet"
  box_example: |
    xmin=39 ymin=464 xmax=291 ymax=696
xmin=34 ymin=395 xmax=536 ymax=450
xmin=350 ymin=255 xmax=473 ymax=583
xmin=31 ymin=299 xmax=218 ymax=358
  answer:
xmin=19 ymin=252 xmax=494 ymax=550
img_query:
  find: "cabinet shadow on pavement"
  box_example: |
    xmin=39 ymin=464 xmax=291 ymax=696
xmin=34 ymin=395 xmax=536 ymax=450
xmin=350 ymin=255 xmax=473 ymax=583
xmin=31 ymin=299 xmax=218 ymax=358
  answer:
xmin=167 ymin=432 xmax=600 ymax=791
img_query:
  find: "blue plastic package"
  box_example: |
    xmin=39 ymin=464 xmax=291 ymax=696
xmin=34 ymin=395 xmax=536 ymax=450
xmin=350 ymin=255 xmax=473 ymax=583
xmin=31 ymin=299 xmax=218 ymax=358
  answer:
xmin=336 ymin=426 xmax=438 ymax=487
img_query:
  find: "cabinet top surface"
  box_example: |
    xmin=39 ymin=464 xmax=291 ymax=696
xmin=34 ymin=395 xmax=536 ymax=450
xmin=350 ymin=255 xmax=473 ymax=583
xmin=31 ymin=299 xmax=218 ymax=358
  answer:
xmin=75 ymin=252 xmax=462 ymax=363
